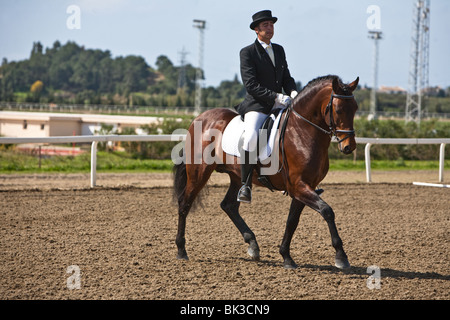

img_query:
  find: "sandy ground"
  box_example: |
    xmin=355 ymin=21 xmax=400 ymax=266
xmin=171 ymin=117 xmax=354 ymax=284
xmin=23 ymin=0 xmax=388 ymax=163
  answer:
xmin=0 ymin=169 xmax=448 ymax=190
xmin=0 ymin=171 xmax=448 ymax=301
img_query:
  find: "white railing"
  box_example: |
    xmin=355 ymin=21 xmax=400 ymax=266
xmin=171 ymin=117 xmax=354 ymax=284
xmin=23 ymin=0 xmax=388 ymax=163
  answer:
xmin=0 ymin=135 xmax=185 ymax=187
xmin=0 ymin=135 xmax=448 ymax=186
xmin=355 ymin=137 xmax=449 ymax=183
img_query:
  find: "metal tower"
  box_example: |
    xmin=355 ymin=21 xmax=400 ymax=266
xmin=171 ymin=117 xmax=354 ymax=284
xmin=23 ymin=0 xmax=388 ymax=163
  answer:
xmin=405 ymin=0 xmax=430 ymax=124
xmin=177 ymin=47 xmax=189 ymax=91
xmin=193 ymin=19 xmax=206 ymax=115
xmin=368 ymin=31 xmax=383 ymax=120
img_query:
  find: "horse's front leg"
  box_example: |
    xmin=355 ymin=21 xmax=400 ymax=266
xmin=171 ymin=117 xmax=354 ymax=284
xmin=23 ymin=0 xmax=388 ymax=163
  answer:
xmin=280 ymin=198 xmax=305 ymax=269
xmin=292 ymin=186 xmax=350 ymax=269
xmin=319 ymin=200 xmax=350 ymax=269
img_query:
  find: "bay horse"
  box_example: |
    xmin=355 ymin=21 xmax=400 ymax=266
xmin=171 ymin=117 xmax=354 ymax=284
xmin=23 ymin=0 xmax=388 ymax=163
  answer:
xmin=173 ymin=75 xmax=359 ymax=269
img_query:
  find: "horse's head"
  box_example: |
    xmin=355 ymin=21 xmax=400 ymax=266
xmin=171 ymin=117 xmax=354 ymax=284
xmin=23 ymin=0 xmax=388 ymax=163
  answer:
xmin=327 ymin=77 xmax=359 ymax=154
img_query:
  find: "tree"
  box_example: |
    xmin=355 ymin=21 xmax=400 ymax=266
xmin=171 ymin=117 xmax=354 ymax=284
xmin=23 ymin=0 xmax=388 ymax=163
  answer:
xmin=215 ymin=75 xmax=245 ymax=107
xmin=30 ymin=42 xmax=43 ymax=57
xmin=30 ymin=80 xmax=44 ymax=101
xmin=30 ymin=80 xmax=44 ymax=93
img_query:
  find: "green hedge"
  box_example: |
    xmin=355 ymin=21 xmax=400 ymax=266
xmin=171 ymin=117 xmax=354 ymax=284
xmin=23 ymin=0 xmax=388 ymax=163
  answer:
xmin=118 ymin=117 xmax=449 ymax=161
xmin=329 ymin=119 xmax=450 ymax=160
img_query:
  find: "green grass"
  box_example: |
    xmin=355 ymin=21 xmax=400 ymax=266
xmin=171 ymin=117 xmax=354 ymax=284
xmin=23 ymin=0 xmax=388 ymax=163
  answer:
xmin=0 ymin=149 xmax=448 ymax=174
xmin=329 ymin=159 xmax=450 ymax=171
xmin=0 ymin=150 xmax=174 ymax=173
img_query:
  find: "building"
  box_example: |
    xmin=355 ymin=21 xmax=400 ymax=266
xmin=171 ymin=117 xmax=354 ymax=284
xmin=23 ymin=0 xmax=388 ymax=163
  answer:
xmin=378 ymin=86 xmax=407 ymax=94
xmin=0 ymin=111 xmax=162 ymax=138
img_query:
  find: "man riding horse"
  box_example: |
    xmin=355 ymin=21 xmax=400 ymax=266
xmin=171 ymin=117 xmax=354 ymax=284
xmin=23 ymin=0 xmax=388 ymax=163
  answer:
xmin=236 ymin=10 xmax=299 ymax=203
xmin=173 ymin=9 xmax=359 ymax=269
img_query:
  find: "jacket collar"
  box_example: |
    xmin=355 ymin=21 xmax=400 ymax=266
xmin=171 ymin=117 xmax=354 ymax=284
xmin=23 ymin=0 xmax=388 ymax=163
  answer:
xmin=254 ymin=39 xmax=277 ymax=67
xmin=257 ymin=38 xmax=272 ymax=50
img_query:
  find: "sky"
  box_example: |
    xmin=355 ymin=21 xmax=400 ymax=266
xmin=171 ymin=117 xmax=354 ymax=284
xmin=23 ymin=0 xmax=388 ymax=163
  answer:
xmin=0 ymin=0 xmax=449 ymax=90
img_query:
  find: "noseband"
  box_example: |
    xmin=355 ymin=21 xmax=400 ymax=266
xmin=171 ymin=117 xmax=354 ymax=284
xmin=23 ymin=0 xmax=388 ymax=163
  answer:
xmin=290 ymin=92 xmax=355 ymax=146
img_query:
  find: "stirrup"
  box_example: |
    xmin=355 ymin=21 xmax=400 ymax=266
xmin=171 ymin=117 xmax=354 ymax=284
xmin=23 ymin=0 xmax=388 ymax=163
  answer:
xmin=237 ymin=185 xmax=252 ymax=203
xmin=315 ymin=188 xmax=324 ymax=196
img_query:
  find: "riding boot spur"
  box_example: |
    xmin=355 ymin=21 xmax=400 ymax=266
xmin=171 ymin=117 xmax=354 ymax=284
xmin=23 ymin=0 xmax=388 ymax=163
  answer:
xmin=237 ymin=150 xmax=255 ymax=203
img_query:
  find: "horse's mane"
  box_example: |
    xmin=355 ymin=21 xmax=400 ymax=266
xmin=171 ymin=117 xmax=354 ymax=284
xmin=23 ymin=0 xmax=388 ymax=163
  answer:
xmin=295 ymin=75 xmax=350 ymax=103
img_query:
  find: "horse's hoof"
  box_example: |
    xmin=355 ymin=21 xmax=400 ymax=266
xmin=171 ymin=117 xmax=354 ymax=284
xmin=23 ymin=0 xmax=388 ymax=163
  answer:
xmin=247 ymin=247 xmax=260 ymax=261
xmin=335 ymin=258 xmax=351 ymax=269
xmin=282 ymin=257 xmax=298 ymax=269
xmin=283 ymin=262 xmax=298 ymax=269
xmin=177 ymin=251 xmax=189 ymax=261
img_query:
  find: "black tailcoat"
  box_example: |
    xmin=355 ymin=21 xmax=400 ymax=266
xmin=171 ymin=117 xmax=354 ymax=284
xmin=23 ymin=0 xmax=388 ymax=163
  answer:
xmin=236 ymin=39 xmax=297 ymax=116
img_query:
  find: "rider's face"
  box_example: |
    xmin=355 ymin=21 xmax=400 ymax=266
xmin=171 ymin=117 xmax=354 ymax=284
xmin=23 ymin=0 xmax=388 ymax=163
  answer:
xmin=255 ymin=20 xmax=274 ymax=44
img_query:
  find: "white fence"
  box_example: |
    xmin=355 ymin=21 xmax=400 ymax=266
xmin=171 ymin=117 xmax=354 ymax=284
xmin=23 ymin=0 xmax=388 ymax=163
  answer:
xmin=355 ymin=137 xmax=449 ymax=183
xmin=0 ymin=135 xmax=448 ymax=187
xmin=0 ymin=135 xmax=185 ymax=187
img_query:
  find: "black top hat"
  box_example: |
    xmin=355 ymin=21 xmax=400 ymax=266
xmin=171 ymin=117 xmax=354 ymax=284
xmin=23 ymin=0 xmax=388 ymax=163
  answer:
xmin=250 ymin=10 xmax=277 ymax=30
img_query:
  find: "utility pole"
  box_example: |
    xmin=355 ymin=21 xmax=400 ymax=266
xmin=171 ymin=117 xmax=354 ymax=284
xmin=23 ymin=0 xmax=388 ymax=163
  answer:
xmin=193 ymin=19 xmax=206 ymax=115
xmin=368 ymin=30 xmax=383 ymax=120
xmin=405 ymin=0 xmax=430 ymax=125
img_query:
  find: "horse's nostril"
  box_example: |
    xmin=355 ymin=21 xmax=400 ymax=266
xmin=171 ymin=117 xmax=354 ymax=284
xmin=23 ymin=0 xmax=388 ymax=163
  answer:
xmin=343 ymin=145 xmax=351 ymax=154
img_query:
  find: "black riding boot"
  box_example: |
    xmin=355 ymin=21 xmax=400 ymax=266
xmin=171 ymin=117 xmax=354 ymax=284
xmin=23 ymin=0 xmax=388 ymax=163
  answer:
xmin=237 ymin=151 xmax=255 ymax=203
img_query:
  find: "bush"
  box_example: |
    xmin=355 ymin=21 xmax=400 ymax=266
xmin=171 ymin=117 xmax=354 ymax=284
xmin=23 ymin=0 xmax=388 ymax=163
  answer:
xmin=328 ymin=118 xmax=450 ymax=161
xmin=119 ymin=118 xmax=192 ymax=160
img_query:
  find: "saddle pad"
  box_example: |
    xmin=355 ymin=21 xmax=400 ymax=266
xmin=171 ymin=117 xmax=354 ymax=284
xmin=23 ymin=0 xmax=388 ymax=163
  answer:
xmin=222 ymin=108 xmax=285 ymax=161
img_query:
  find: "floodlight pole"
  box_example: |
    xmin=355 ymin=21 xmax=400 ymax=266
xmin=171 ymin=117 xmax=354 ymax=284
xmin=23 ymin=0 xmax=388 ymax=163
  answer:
xmin=193 ymin=19 xmax=206 ymax=116
xmin=368 ymin=30 xmax=382 ymax=120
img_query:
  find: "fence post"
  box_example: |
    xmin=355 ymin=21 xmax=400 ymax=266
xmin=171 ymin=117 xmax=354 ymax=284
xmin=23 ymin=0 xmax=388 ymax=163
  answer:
xmin=90 ymin=141 xmax=98 ymax=188
xmin=365 ymin=143 xmax=372 ymax=183
xmin=439 ymin=143 xmax=445 ymax=183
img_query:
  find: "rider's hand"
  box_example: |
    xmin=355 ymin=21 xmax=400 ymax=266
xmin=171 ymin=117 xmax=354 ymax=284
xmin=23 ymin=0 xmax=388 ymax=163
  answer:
xmin=274 ymin=93 xmax=292 ymax=108
xmin=290 ymin=90 xmax=298 ymax=99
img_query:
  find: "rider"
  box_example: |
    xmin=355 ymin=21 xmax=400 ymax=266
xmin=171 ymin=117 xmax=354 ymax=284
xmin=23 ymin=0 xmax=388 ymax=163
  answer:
xmin=235 ymin=10 xmax=298 ymax=203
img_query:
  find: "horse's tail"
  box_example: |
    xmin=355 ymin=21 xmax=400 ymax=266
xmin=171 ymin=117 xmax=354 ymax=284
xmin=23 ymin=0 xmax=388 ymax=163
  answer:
xmin=173 ymin=162 xmax=187 ymax=206
xmin=173 ymin=161 xmax=206 ymax=211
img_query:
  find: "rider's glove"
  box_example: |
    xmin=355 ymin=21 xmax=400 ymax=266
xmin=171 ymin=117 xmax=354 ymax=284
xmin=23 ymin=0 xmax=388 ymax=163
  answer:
xmin=274 ymin=94 xmax=292 ymax=108
xmin=290 ymin=90 xmax=298 ymax=99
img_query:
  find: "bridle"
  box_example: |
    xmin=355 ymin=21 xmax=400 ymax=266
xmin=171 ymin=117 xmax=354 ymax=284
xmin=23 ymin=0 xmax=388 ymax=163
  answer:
xmin=290 ymin=92 xmax=356 ymax=148
xmin=275 ymin=92 xmax=356 ymax=176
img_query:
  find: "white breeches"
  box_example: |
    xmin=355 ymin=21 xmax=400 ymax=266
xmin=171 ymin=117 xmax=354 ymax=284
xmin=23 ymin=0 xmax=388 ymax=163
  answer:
xmin=241 ymin=111 xmax=268 ymax=152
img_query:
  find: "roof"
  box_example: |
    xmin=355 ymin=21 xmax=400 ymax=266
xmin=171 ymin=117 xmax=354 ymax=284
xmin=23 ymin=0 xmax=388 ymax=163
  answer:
xmin=0 ymin=111 xmax=162 ymax=125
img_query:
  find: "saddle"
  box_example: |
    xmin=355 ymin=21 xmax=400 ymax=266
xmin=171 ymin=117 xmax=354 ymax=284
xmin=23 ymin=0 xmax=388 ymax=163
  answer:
xmin=222 ymin=107 xmax=286 ymax=162
xmin=222 ymin=107 xmax=287 ymax=191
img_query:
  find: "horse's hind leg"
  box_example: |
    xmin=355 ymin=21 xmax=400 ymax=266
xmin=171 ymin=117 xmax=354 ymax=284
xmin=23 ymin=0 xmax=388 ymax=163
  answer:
xmin=175 ymin=162 xmax=215 ymax=260
xmin=220 ymin=176 xmax=260 ymax=260
xmin=280 ymin=198 xmax=305 ymax=269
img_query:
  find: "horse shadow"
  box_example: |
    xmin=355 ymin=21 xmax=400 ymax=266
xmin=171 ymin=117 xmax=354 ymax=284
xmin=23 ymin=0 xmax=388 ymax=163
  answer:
xmin=211 ymin=256 xmax=449 ymax=281
xmin=234 ymin=257 xmax=449 ymax=281
xmin=297 ymin=263 xmax=450 ymax=281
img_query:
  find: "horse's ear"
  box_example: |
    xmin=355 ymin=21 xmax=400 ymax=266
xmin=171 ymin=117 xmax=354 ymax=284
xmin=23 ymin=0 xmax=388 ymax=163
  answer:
xmin=332 ymin=77 xmax=344 ymax=94
xmin=348 ymin=77 xmax=359 ymax=92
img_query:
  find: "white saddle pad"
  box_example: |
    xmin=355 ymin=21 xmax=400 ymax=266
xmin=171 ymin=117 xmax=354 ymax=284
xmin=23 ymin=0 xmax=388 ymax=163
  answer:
xmin=222 ymin=108 xmax=285 ymax=161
